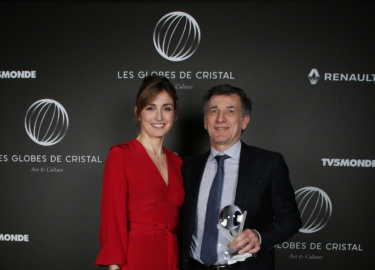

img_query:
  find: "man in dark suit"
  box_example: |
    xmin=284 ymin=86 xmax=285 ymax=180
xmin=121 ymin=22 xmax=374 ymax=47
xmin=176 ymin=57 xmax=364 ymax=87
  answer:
xmin=180 ymin=84 xmax=301 ymax=270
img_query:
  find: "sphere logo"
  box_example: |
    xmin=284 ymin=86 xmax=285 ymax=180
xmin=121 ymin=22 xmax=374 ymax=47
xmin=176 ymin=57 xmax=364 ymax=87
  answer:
xmin=24 ymin=99 xmax=69 ymax=146
xmin=153 ymin=11 xmax=201 ymax=62
xmin=295 ymin=187 xmax=332 ymax=234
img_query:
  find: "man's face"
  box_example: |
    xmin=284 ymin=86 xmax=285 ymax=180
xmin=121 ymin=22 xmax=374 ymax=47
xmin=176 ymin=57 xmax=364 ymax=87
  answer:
xmin=204 ymin=94 xmax=250 ymax=152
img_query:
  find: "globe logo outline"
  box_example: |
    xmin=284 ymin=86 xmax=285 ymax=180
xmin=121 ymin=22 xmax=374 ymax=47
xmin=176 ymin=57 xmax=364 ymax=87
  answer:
xmin=24 ymin=99 xmax=69 ymax=146
xmin=153 ymin=11 xmax=201 ymax=62
xmin=295 ymin=186 xmax=332 ymax=234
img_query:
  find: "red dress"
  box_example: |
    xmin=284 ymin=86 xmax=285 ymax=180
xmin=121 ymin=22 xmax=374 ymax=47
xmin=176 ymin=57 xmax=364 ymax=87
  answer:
xmin=95 ymin=139 xmax=185 ymax=270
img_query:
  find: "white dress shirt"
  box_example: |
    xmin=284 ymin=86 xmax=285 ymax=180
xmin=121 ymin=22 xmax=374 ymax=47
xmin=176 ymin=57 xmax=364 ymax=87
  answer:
xmin=190 ymin=140 xmax=241 ymax=265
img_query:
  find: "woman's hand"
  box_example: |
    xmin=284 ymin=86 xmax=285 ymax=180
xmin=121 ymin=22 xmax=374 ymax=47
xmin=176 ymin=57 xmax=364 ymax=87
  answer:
xmin=108 ymin=264 xmax=120 ymax=270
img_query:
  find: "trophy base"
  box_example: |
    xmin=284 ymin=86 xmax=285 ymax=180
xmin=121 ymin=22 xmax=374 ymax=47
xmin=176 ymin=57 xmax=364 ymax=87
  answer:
xmin=224 ymin=250 xmax=254 ymax=265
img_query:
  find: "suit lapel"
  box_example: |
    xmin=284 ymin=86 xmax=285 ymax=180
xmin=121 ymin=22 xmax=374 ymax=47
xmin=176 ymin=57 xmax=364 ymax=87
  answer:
xmin=188 ymin=152 xmax=210 ymax=220
xmin=234 ymin=142 xmax=256 ymax=206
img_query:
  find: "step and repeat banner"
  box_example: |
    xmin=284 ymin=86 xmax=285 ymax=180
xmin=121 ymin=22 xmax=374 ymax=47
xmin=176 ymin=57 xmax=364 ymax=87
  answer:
xmin=1 ymin=1 xmax=374 ymax=269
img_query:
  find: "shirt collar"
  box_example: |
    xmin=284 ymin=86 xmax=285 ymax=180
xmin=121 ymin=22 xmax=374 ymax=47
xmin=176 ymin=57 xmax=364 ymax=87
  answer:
xmin=208 ymin=140 xmax=242 ymax=161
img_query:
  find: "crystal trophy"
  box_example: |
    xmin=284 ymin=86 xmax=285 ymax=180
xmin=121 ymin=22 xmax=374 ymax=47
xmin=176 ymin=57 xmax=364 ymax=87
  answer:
xmin=217 ymin=205 xmax=255 ymax=265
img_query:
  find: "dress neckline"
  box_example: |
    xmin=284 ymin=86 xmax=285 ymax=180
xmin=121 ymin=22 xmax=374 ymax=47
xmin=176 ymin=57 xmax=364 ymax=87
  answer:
xmin=134 ymin=139 xmax=170 ymax=188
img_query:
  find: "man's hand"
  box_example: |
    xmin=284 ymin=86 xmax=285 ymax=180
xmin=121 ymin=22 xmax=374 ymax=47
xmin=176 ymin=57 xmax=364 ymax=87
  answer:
xmin=230 ymin=229 xmax=261 ymax=255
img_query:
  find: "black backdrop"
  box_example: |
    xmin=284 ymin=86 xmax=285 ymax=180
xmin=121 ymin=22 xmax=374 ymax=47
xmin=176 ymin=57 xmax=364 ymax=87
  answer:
xmin=1 ymin=1 xmax=374 ymax=269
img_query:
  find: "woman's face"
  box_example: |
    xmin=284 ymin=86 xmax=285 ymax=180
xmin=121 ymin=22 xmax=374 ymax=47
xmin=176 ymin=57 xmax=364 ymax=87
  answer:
xmin=137 ymin=90 xmax=175 ymax=140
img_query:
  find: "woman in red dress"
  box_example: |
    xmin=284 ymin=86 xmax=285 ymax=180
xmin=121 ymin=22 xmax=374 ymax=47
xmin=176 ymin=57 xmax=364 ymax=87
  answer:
xmin=95 ymin=76 xmax=185 ymax=270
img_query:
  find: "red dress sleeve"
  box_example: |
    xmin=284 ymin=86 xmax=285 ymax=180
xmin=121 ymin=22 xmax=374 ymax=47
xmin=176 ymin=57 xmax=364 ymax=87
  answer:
xmin=95 ymin=145 xmax=128 ymax=267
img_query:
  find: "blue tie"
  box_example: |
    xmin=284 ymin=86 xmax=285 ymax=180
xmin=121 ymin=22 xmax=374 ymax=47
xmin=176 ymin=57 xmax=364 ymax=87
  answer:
xmin=201 ymin=154 xmax=230 ymax=267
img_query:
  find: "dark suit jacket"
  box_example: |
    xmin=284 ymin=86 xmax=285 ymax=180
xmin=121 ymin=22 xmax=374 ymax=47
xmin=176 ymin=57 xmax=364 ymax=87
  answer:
xmin=180 ymin=142 xmax=302 ymax=270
